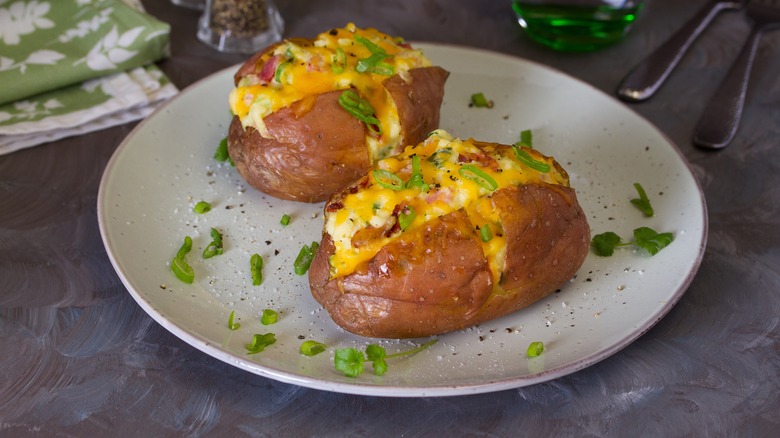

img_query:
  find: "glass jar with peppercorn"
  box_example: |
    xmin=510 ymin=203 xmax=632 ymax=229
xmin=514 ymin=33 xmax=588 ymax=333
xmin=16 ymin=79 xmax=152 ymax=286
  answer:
xmin=197 ymin=0 xmax=284 ymax=54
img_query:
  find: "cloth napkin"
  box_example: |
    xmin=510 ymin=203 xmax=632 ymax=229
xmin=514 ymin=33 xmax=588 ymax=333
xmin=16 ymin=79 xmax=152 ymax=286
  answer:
xmin=0 ymin=0 xmax=178 ymax=155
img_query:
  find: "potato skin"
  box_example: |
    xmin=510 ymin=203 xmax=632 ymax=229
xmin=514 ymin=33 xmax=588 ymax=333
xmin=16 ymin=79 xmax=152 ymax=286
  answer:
xmin=228 ymin=91 xmax=369 ymax=203
xmin=309 ymin=180 xmax=590 ymax=339
xmin=227 ymin=55 xmax=449 ymax=202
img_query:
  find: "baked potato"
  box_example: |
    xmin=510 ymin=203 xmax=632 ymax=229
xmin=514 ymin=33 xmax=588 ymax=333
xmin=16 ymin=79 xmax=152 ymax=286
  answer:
xmin=227 ymin=24 xmax=449 ymax=202
xmin=309 ymin=130 xmax=590 ymax=338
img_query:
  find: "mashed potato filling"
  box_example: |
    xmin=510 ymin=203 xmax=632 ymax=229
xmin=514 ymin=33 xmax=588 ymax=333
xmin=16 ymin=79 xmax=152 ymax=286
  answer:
xmin=228 ymin=23 xmax=432 ymax=161
xmin=325 ymin=130 xmax=571 ymax=282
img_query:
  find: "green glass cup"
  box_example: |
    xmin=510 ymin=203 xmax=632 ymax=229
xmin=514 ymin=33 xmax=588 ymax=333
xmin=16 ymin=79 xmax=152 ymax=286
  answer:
xmin=512 ymin=0 xmax=645 ymax=52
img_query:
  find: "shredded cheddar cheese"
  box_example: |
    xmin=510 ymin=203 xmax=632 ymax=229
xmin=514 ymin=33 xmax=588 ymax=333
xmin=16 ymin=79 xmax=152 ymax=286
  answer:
xmin=324 ymin=130 xmax=570 ymax=282
xmin=228 ymin=23 xmax=432 ymax=160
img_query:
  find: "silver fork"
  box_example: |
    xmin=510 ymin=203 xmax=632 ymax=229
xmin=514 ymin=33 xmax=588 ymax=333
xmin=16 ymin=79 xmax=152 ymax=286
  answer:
xmin=618 ymin=0 xmax=747 ymax=102
xmin=693 ymin=0 xmax=780 ymax=149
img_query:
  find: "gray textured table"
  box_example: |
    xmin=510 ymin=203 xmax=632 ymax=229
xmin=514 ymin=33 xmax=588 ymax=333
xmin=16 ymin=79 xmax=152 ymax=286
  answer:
xmin=2 ymin=0 xmax=778 ymax=435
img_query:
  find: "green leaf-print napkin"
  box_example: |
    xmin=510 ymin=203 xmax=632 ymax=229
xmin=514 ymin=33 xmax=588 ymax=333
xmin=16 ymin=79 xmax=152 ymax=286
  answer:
xmin=0 ymin=0 xmax=178 ymax=155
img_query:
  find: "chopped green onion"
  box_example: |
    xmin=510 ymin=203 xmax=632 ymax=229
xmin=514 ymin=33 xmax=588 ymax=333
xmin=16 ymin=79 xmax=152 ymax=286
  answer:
xmin=294 ymin=241 xmax=319 ymax=275
xmin=260 ymin=309 xmax=278 ymax=325
xmin=354 ymin=35 xmax=384 ymax=55
xmin=513 ymin=146 xmax=551 ymax=173
xmin=280 ymin=214 xmax=291 ymax=226
xmin=193 ymin=201 xmax=212 ymax=214
xmin=427 ymin=147 xmax=452 ymax=168
xmin=245 ymin=333 xmax=276 ymax=355
xmin=227 ymin=310 xmax=241 ymax=330
xmin=300 ymin=340 xmax=328 ymax=356
xmin=630 ymin=183 xmax=654 ymax=217
xmin=214 ymin=138 xmax=229 ymax=162
xmin=458 ymin=165 xmax=499 ymax=191
xmin=171 ymin=236 xmax=195 ymax=284
xmin=372 ymin=169 xmax=405 ymax=191
xmin=398 ymin=205 xmax=416 ymax=230
xmin=175 ymin=235 xmax=193 ymax=261
xmin=354 ymin=35 xmax=394 ymax=76
xmin=480 ymin=224 xmax=493 ymax=242
xmin=274 ymin=60 xmax=291 ymax=84
xmin=250 ymin=253 xmax=263 ymax=286
xmin=202 ymin=227 xmax=224 ymax=259
xmin=332 ymin=47 xmax=346 ymax=74
xmin=338 ymin=90 xmax=382 ymax=136
xmin=470 ymin=92 xmax=493 ymax=108
xmin=514 ymin=129 xmax=533 ymax=148
xmin=527 ymin=341 xmax=545 ymax=357
xmin=170 ymin=257 xmax=194 ymax=284
xmin=406 ymin=155 xmax=430 ymax=191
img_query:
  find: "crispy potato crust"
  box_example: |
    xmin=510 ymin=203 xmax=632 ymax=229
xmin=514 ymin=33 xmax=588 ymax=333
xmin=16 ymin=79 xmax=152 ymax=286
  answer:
xmin=309 ymin=182 xmax=590 ymax=339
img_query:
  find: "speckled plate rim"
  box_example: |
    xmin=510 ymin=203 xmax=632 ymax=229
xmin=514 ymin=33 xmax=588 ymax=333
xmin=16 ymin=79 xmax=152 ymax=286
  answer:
xmin=98 ymin=42 xmax=708 ymax=397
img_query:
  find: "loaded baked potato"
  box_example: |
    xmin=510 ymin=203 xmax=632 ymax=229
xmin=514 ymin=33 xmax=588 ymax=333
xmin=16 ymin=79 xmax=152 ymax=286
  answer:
xmin=227 ymin=24 xmax=449 ymax=202
xmin=309 ymin=130 xmax=590 ymax=338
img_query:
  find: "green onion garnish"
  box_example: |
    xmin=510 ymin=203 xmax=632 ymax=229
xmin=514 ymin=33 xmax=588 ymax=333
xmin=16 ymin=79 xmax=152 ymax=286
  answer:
xmin=338 ymin=90 xmax=382 ymax=136
xmin=480 ymin=224 xmax=493 ymax=242
xmin=280 ymin=214 xmax=291 ymax=226
xmin=332 ymin=47 xmax=346 ymax=74
xmin=470 ymin=92 xmax=493 ymax=108
xmin=514 ymin=129 xmax=533 ymax=149
xmin=227 ymin=310 xmax=240 ymax=330
xmin=398 ymin=205 xmax=416 ymax=231
xmin=193 ymin=201 xmax=212 ymax=214
xmin=406 ymin=155 xmax=430 ymax=191
xmin=513 ymin=146 xmax=551 ymax=173
xmin=274 ymin=60 xmax=290 ymax=84
xmin=630 ymin=183 xmax=654 ymax=217
xmin=261 ymin=308 xmax=278 ymax=325
xmin=300 ymin=340 xmax=327 ymax=356
xmin=294 ymin=241 xmax=319 ymax=275
xmin=354 ymin=35 xmax=394 ymax=76
xmin=250 ymin=253 xmax=263 ymax=286
xmin=427 ymin=146 xmax=452 ymax=168
xmin=214 ymin=137 xmax=229 ymax=162
xmin=170 ymin=257 xmax=194 ymax=284
xmin=202 ymin=227 xmax=224 ymax=259
xmin=175 ymin=235 xmax=193 ymax=260
xmin=372 ymin=169 xmax=404 ymax=191
xmin=170 ymin=236 xmax=195 ymax=284
xmin=527 ymin=341 xmax=545 ymax=358
xmin=458 ymin=165 xmax=499 ymax=191
xmin=245 ymin=333 xmax=276 ymax=355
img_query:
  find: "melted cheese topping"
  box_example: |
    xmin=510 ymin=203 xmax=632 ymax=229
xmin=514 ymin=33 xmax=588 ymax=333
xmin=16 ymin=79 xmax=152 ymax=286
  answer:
xmin=228 ymin=23 xmax=432 ymax=160
xmin=325 ymin=130 xmax=571 ymax=282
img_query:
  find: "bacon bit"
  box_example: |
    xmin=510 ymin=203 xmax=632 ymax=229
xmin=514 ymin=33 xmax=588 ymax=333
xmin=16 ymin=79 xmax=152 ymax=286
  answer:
xmin=458 ymin=152 xmax=499 ymax=170
xmin=425 ymin=187 xmax=453 ymax=204
xmin=383 ymin=204 xmax=403 ymax=237
xmin=260 ymin=55 xmax=282 ymax=82
xmin=307 ymin=54 xmax=325 ymax=72
xmin=326 ymin=201 xmax=343 ymax=212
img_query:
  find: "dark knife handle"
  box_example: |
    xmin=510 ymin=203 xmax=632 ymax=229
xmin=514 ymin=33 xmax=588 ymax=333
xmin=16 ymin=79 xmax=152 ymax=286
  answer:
xmin=617 ymin=0 xmax=738 ymax=102
xmin=693 ymin=26 xmax=764 ymax=149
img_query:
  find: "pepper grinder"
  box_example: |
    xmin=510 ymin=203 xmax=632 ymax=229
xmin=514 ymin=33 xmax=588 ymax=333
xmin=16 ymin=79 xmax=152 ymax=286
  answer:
xmin=197 ymin=0 xmax=284 ymax=54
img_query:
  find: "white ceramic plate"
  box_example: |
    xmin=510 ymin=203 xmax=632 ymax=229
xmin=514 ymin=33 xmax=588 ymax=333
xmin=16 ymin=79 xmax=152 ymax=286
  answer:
xmin=98 ymin=43 xmax=707 ymax=397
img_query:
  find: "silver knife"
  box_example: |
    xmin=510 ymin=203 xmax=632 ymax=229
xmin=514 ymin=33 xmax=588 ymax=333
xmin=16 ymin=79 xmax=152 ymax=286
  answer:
xmin=617 ymin=0 xmax=746 ymax=102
